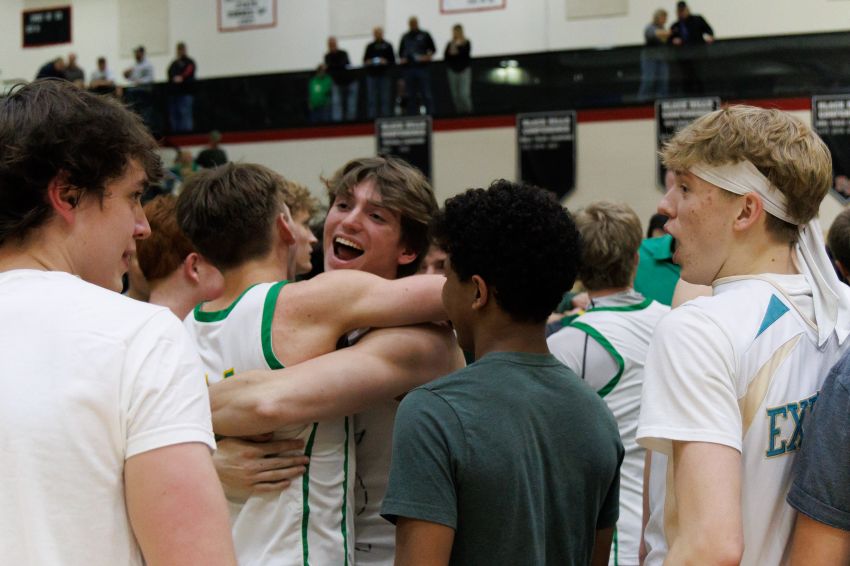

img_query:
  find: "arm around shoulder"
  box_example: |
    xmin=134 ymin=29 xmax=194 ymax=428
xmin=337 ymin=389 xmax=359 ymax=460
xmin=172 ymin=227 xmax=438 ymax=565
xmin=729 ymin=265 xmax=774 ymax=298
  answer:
xmin=125 ymin=443 xmax=236 ymax=566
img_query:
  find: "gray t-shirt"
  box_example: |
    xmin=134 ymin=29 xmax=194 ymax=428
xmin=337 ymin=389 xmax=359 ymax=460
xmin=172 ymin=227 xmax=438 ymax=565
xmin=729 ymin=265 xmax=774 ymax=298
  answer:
xmin=787 ymin=351 xmax=850 ymax=531
xmin=381 ymin=351 xmax=623 ymax=565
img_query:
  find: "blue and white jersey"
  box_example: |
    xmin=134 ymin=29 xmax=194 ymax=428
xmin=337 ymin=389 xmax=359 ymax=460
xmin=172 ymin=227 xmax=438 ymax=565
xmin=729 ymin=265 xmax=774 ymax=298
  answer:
xmin=638 ymin=274 xmax=849 ymax=566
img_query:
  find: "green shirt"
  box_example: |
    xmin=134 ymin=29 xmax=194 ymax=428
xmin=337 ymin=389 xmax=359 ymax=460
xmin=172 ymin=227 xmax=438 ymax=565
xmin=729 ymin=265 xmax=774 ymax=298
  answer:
xmin=633 ymin=235 xmax=680 ymax=306
xmin=382 ymin=351 xmax=623 ymax=565
xmin=308 ymin=74 xmax=332 ymax=109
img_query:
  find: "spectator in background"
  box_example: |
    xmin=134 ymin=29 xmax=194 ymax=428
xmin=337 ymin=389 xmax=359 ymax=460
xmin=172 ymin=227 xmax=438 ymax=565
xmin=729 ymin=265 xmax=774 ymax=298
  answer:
xmin=399 ymin=16 xmax=436 ymax=115
xmin=123 ymin=46 xmax=155 ymax=127
xmin=170 ymin=149 xmax=198 ymax=188
xmin=89 ymin=57 xmax=121 ymax=96
xmin=196 ymin=130 xmax=229 ymax=169
xmin=64 ymin=53 xmax=85 ymax=87
xmin=647 ymin=213 xmax=668 ymax=239
xmin=444 ymin=24 xmax=473 ymax=114
xmin=308 ymin=64 xmax=333 ymax=123
xmin=325 ymin=37 xmax=358 ymax=122
xmin=637 ymin=9 xmax=670 ymax=101
xmin=670 ymin=1 xmax=714 ymax=94
xmin=418 ymin=243 xmax=447 ymax=275
xmin=36 ymin=57 xmax=65 ymax=80
xmin=363 ymin=27 xmax=396 ymax=119
xmin=167 ymin=42 xmax=197 ymax=133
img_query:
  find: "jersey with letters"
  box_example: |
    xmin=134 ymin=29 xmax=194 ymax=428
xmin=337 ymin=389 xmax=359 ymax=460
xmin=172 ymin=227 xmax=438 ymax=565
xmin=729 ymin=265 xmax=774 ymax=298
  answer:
xmin=184 ymin=281 xmax=354 ymax=566
xmin=549 ymin=292 xmax=669 ymax=566
xmin=637 ymin=275 xmax=848 ymax=566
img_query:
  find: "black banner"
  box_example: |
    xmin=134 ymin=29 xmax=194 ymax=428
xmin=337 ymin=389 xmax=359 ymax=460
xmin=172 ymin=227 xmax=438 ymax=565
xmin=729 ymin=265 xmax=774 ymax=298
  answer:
xmin=375 ymin=116 xmax=432 ymax=180
xmin=813 ymin=95 xmax=850 ymax=205
xmin=23 ymin=7 xmax=71 ymax=48
xmin=656 ymin=97 xmax=720 ymax=190
xmin=516 ymin=111 xmax=576 ymax=200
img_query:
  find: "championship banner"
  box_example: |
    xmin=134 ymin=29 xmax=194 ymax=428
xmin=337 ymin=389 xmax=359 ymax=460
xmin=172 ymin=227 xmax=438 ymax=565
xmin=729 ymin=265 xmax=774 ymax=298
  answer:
xmin=812 ymin=95 xmax=850 ymax=205
xmin=656 ymin=97 xmax=720 ymax=190
xmin=516 ymin=111 xmax=576 ymax=200
xmin=376 ymin=116 xmax=433 ymax=181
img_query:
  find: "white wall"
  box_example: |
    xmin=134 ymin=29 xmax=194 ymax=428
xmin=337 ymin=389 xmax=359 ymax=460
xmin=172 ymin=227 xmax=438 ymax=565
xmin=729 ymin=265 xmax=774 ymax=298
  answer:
xmin=172 ymin=110 xmax=845 ymax=232
xmin=2 ymin=0 xmax=848 ymax=84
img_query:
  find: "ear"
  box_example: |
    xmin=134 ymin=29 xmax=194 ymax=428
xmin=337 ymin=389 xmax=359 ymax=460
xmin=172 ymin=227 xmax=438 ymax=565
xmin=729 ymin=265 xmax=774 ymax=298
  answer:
xmin=276 ymin=212 xmax=296 ymax=246
xmin=396 ymin=243 xmax=419 ymax=267
xmin=182 ymin=252 xmax=202 ymax=284
xmin=470 ymin=275 xmax=489 ymax=310
xmin=46 ymin=172 xmax=82 ymax=225
xmin=733 ymin=193 xmax=764 ymax=232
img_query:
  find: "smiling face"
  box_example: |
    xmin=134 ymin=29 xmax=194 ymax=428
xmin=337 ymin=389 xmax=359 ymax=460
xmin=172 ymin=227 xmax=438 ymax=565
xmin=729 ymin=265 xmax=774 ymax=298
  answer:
xmin=657 ymin=170 xmax=742 ymax=285
xmin=323 ymin=180 xmax=416 ymax=278
xmin=73 ymin=159 xmax=151 ymax=291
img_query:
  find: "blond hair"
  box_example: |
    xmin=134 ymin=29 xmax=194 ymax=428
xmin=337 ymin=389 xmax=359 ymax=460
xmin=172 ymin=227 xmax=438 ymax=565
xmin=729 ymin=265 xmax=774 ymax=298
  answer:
xmin=574 ymin=200 xmax=643 ymax=290
xmin=661 ymin=105 xmax=832 ymax=243
xmin=284 ymin=180 xmax=320 ymax=220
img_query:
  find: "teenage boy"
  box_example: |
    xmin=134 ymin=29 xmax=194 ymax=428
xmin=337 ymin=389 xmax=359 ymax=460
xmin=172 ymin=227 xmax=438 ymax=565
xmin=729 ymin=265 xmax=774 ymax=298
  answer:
xmin=207 ymin=156 xmax=464 ymax=566
xmin=382 ymin=180 xmax=624 ymax=565
xmin=0 ymin=79 xmax=235 ymax=565
xmin=177 ymin=161 xmax=457 ymax=565
xmin=548 ymin=200 xmax=669 ymax=566
xmin=636 ymin=105 xmax=850 ymax=565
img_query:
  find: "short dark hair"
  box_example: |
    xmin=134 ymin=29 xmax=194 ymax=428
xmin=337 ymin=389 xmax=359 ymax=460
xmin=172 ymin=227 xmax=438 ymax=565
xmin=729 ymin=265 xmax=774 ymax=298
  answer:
xmin=137 ymin=195 xmax=195 ymax=281
xmin=176 ymin=162 xmax=291 ymax=271
xmin=676 ymin=1 xmax=688 ymax=10
xmin=828 ymin=208 xmax=850 ymax=271
xmin=324 ymin=156 xmax=437 ymax=277
xmin=0 ymin=79 xmax=161 ymax=246
xmin=647 ymin=213 xmax=668 ymax=238
xmin=431 ymin=180 xmax=581 ymax=323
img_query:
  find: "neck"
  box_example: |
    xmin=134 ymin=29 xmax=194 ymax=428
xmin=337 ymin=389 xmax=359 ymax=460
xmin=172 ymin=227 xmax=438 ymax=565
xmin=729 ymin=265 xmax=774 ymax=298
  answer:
xmin=587 ymin=286 xmax=631 ymax=300
xmin=472 ymin=315 xmax=550 ymax=360
xmin=148 ymin=277 xmax=201 ymax=321
xmin=210 ymin=257 xmax=287 ymax=309
xmin=719 ymin=236 xmax=797 ymax=280
xmin=0 ymin=228 xmax=75 ymax=276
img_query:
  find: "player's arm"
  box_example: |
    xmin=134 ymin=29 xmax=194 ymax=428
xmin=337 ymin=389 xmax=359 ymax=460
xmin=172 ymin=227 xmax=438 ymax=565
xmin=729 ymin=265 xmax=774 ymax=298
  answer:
xmin=395 ymin=518 xmax=454 ymax=566
xmin=211 ymin=324 xmax=463 ymax=436
xmin=789 ymin=514 xmax=850 ymax=565
xmin=284 ymin=270 xmax=447 ymax=337
xmin=125 ymin=442 xmax=236 ymax=566
xmin=663 ymin=441 xmax=743 ymax=566
xmin=591 ymin=527 xmax=614 ymax=566
xmin=639 ymin=450 xmax=652 ymax=564
xmin=213 ymin=436 xmax=309 ymax=500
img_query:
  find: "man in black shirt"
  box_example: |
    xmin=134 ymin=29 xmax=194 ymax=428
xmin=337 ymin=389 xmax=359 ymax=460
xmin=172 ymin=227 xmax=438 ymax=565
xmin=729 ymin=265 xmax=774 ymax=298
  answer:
xmin=325 ymin=37 xmax=359 ymax=122
xmin=363 ymin=27 xmax=396 ymax=119
xmin=167 ymin=42 xmax=197 ymax=133
xmin=670 ymin=1 xmax=714 ymax=94
xmin=398 ymin=17 xmax=436 ymax=115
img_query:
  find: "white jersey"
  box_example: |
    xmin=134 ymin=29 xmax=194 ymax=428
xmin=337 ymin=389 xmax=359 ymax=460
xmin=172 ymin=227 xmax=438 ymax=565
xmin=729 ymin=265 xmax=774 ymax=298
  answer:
xmin=548 ymin=291 xmax=669 ymax=566
xmin=637 ymin=274 xmax=848 ymax=566
xmin=0 ymin=270 xmax=214 ymax=566
xmin=185 ymin=281 xmax=354 ymax=566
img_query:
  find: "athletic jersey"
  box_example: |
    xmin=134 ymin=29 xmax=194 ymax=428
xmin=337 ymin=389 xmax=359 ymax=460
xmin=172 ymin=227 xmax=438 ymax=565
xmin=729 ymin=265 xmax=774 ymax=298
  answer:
xmin=548 ymin=291 xmax=669 ymax=566
xmin=184 ymin=281 xmax=355 ymax=566
xmin=637 ymin=274 xmax=849 ymax=566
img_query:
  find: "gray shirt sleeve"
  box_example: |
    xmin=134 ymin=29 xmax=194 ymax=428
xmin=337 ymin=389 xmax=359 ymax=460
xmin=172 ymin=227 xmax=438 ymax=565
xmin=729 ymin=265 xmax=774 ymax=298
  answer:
xmin=381 ymin=388 xmax=463 ymax=529
xmin=787 ymin=357 xmax=850 ymax=531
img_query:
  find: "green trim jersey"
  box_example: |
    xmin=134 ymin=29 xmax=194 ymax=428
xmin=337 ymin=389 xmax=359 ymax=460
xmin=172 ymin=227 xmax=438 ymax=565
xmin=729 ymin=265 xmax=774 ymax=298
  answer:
xmin=184 ymin=281 xmax=354 ymax=566
xmin=548 ymin=290 xmax=669 ymax=566
xmin=637 ymin=275 xmax=849 ymax=566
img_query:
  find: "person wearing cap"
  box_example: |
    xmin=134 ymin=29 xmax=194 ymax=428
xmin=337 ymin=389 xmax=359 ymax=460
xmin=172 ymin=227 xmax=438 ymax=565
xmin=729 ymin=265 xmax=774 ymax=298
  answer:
xmin=636 ymin=105 xmax=850 ymax=565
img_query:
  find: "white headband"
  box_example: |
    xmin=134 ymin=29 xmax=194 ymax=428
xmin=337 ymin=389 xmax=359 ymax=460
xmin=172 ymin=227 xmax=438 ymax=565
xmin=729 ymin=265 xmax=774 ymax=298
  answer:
xmin=690 ymin=160 xmax=850 ymax=346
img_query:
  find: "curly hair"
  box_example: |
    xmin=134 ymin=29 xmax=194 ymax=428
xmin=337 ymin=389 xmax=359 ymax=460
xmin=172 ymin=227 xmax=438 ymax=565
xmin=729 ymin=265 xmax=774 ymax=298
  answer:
xmin=0 ymin=79 xmax=161 ymax=246
xmin=431 ymin=180 xmax=581 ymax=323
xmin=661 ymin=105 xmax=832 ymax=244
xmin=324 ymin=156 xmax=437 ymax=277
xmin=177 ymin=163 xmax=291 ymax=271
xmin=574 ymin=201 xmax=643 ymax=291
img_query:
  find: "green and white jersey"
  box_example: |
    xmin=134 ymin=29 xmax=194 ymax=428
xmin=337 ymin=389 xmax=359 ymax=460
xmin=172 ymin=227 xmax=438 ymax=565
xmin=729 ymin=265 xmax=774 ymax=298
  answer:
xmin=637 ymin=275 xmax=849 ymax=566
xmin=184 ymin=281 xmax=354 ymax=566
xmin=548 ymin=290 xmax=669 ymax=566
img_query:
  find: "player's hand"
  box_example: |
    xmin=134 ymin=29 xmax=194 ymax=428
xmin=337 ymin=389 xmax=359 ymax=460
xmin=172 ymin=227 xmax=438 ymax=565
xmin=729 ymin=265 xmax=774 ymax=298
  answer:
xmin=213 ymin=436 xmax=309 ymax=500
